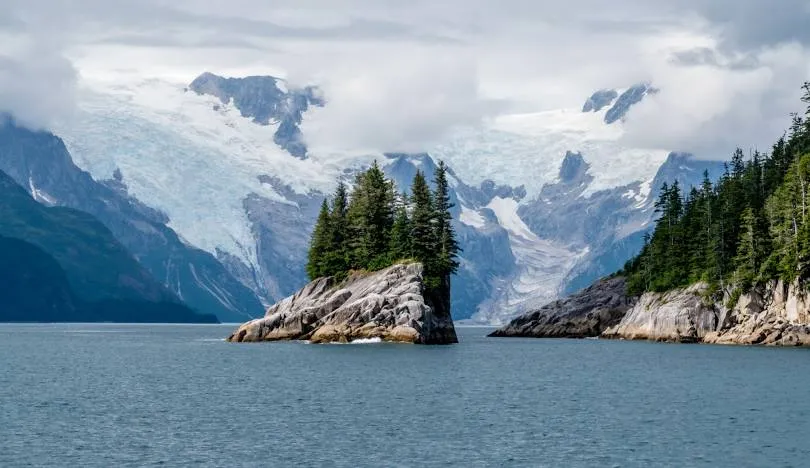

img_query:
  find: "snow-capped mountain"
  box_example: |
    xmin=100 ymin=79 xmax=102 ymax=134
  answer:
xmin=0 ymin=119 xmax=263 ymax=322
xmin=47 ymin=73 xmax=724 ymax=324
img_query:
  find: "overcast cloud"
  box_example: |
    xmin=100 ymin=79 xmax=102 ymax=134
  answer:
xmin=0 ymin=0 xmax=808 ymax=156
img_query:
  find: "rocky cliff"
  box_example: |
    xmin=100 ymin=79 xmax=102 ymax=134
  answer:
xmin=491 ymin=278 xmax=810 ymax=347
xmin=488 ymin=277 xmax=633 ymax=338
xmin=705 ymin=281 xmax=810 ymax=346
xmin=602 ymin=283 xmax=718 ymax=343
xmin=227 ymin=263 xmax=458 ymax=344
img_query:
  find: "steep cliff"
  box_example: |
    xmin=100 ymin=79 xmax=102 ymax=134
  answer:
xmin=705 ymin=281 xmax=810 ymax=346
xmin=228 ymin=263 xmax=457 ymax=344
xmin=602 ymin=283 xmax=718 ymax=343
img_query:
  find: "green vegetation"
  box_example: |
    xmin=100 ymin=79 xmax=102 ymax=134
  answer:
xmin=306 ymin=160 xmax=460 ymax=290
xmin=622 ymin=83 xmax=810 ymax=298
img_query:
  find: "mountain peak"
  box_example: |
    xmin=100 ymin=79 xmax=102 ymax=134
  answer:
xmin=188 ymin=72 xmax=324 ymax=159
xmin=582 ymin=89 xmax=618 ymax=113
xmin=604 ymin=83 xmax=656 ymax=125
xmin=559 ymin=151 xmax=590 ymax=182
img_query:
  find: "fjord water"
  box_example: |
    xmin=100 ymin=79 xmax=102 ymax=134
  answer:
xmin=2 ymin=325 xmax=809 ymax=467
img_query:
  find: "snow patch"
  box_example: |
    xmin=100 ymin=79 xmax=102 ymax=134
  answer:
xmin=476 ymin=196 xmax=587 ymax=324
xmin=459 ymin=206 xmax=486 ymax=228
xmin=430 ymin=107 xmax=670 ymax=199
xmin=28 ymin=176 xmax=56 ymax=205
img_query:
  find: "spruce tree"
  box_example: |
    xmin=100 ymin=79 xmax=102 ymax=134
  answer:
xmin=389 ymin=193 xmax=412 ymax=261
xmin=410 ymin=170 xmax=437 ymax=279
xmin=433 ymin=161 xmax=460 ymax=276
xmin=733 ymin=207 xmax=763 ymax=291
xmin=621 ymin=84 xmax=810 ymax=296
xmin=306 ymin=200 xmax=332 ymax=280
xmin=323 ymin=182 xmax=349 ymax=277
xmin=346 ymin=160 xmax=396 ymax=270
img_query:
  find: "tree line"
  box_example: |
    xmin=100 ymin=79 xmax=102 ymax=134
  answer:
xmin=622 ymin=83 xmax=810 ymax=301
xmin=306 ymin=160 xmax=460 ymax=290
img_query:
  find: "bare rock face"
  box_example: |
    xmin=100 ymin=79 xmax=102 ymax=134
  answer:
xmin=488 ymin=277 xmax=633 ymax=338
xmin=227 ymin=263 xmax=458 ymax=345
xmin=602 ymin=283 xmax=719 ymax=343
xmin=491 ymin=273 xmax=810 ymax=347
xmin=704 ymin=281 xmax=810 ymax=346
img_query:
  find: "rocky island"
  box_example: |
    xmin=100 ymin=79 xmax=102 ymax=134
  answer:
xmin=229 ymin=159 xmax=461 ymax=344
xmin=227 ymin=263 xmax=457 ymax=344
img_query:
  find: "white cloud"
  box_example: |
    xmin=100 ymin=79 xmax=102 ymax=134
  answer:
xmin=1 ymin=0 xmax=809 ymax=154
xmin=296 ymin=48 xmax=501 ymax=153
xmin=622 ymin=41 xmax=810 ymax=158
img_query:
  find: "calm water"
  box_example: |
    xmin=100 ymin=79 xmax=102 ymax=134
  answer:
xmin=2 ymin=324 xmax=810 ymax=467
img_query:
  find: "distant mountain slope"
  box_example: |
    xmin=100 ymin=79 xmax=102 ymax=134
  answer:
xmin=0 ymin=118 xmax=263 ymax=322
xmin=0 ymin=236 xmax=80 ymax=321
xmin=53 ymin=74 xmax=727 ymax=324
xmin=189 ymin=72 xmax=324 ymax=158
xmin=0 ymin=172 xmax=217 ymax=323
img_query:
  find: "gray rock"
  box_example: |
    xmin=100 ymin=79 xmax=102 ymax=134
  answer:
xmin=227 ymin=263 xmax=458 ymax=345
xmin=704 ymin=281 xmax=810 ymax=346
xmin=602 ymin=283 xmax=718 ymax=342
xmin=604 ymin=83 xmax=656 ymax=124
xmin=489 ymin=277 xmax=633 ymax=338
xmin=188 ymin=72 xmax=324 ymax=159
xmin=582 ymin=89 xmax=618 ymax=113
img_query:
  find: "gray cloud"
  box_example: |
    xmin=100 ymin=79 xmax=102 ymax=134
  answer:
xmin=0 ymin=2 xmax=78 ymax=130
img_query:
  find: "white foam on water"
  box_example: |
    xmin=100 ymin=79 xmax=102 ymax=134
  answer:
xmin=349 ymin=337 xmax=383 ymax=344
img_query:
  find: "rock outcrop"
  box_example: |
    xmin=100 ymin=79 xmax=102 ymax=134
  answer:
xmin=602 ymin=283 xmax=719 ymax=343
xmin=491 ymin=276 xmax=810 ymax=347
xmin=488 ymin=277 xmax=633 ymax=338
xmin=704 ymin=281 xmax=810 ymax=346
xmin=227 ymin=263 xmax=458 ymax=345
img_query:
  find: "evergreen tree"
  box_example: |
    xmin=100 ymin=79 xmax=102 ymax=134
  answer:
xmin=346 ymin=161 xmax=396 ymax=269
xmin=733 ymin=207 xmax=764 ymax=291
xmin=389 ymin=193 xmax=412 ymax=261
xmin=622 ymin=84 xmax=810 ymax=297
xmin=410 ymin=170 xmax=437 ymax=276
xmin=433 ymin=161 xmax=460 ymax=276
xmin=306 ymin=200 xmax=332 ymax=280
xmin=323 ymin=182 xmax=349 ymax=277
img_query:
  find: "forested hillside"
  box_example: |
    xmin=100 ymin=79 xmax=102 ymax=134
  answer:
xmin=307 ymin=160 xmax=459 ymax=291
xmin=623 ymin=83 xmax=810 ymax=301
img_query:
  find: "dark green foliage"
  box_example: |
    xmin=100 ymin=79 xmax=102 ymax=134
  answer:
xmin=624 ymin=83 xmax=810 ymax=297
xmin=409 ymin=170 xmax=437 ymax=268
xmin=344 ymin=161 xmax=396 ymax=269
xmin=306 ymin=161 xmax=460 ymax=293
xmin=389 ymin=193 xmax=412 ymax=261
xmin=306 ymin=200 xmax=332 ymax=280
xmin=433 ymin=161 xmax=461 ymax=277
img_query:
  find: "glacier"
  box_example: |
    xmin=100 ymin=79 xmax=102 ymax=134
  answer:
xmin=50 ymin=73 xmax=723 ymax=323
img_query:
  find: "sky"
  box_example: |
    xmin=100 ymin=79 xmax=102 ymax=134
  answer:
xmin=0 ymin=0 xmax=809 ymax=158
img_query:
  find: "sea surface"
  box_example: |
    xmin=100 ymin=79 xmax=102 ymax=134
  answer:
xmin=2 ymin=324 xmax=810 ymax=467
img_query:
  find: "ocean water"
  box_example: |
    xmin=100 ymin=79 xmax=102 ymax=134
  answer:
xmin=2 ymin=324 xmax=810 ymax=467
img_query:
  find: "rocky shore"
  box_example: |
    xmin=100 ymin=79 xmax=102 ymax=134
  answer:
xmin=488 ymin=277 xmax=633 ymax=338
xmin=491 ymin=276 xmax=810 ymax=347
xmin=227 ymin=263 xmax=458 ymax=344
